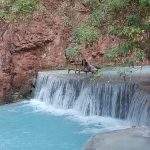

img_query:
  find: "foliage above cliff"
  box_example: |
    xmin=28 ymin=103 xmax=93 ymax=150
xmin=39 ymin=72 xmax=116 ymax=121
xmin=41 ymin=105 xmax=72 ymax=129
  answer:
xmin=65 ymin=0 xmax=149 ymax=66
xmin=0 ymin=0 xmax=149 ymax=66
xmin=73 ymin=24 xmax=100 ymax=47
xmin=84 ymin=0 xmax=150 ymax=65
xmin=0 ymin=0 xmax=40 ymax=22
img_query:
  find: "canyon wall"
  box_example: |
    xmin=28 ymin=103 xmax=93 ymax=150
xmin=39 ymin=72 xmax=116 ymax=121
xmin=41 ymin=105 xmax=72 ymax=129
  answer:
xmin=0 ymin=0 xmax=149 ymax=103
xmin=0 ymin=0 xmax=69 ymax=103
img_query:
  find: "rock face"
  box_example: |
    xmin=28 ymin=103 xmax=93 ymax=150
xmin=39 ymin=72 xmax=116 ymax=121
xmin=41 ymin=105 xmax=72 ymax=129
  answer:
xmin=0 ymin=0 xmax=149 ymax=103
xmin=0 ymin=0 xmax=69 ymax=103
xmin=83 ymin=127 xmax=150 ymax=150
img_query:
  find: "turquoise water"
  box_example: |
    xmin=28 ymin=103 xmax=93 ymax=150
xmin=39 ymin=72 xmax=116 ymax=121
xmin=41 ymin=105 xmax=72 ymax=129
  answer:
xmin=0 ymin=101 xmax=129 ymax=150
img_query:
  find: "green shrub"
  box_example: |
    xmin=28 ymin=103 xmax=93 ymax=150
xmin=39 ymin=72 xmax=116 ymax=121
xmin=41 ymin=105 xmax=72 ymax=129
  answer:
xmin=105 ymin=48 xmax=118 ymax=62
xmin=105 ymin=40 xmax=146 ymax=66
xmin=0 ymin=0 xmax=40 ymax=21
xmin=117 ymin=68 xmax=132 ymax=82
xmin=84 ymin=0 xmax=100 ymax=10
xmin=11 ymin=0 xmax=39 ymax=15
xmin=66 ymin=47 xmax=80 ymax=60
xmin=110 ymin=25 xmax=144 ymax=39
xmin=0 ymin=10 xmax=6 ymax=18
xmin=139 ymin=0 xmax=150 ymax=17
xmin=135 ymin=48 xmax=145 ymax=62
xmin=127 ymin=15 xmax=140 ymax=26
xmin=90 ymin=9 xmax=107 ymax=27
xmin=73 ymin=24 xmax=100 ymax=46
xmin=107 ymin=0 xmax=131 ymax=12
xmin=140 ymin=0 xmax=150 ymax=6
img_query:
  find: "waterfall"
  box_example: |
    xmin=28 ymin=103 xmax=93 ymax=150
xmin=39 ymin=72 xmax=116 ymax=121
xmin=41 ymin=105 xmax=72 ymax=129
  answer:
xmin=128 ymin=90 xmax=150 ymax=126
xmin=34 ymin=72 xmax=150 ymax=126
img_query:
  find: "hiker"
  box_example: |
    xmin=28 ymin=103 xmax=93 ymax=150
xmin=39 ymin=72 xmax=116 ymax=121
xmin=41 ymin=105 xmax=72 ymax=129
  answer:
xmin=81 ymin=59 xmax=98 ymax=73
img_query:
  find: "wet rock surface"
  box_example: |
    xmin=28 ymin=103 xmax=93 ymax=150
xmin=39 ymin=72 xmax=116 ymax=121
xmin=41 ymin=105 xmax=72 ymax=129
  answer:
xmin=84 ymin=127 xmax=150 ymax=150
xmin=4 ymin=76 xmax=36 ymax=103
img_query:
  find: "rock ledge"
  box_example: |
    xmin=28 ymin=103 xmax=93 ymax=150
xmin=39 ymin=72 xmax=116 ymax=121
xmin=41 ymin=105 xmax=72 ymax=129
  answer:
xmin=84 ymin=127 xmax=150 ymax=150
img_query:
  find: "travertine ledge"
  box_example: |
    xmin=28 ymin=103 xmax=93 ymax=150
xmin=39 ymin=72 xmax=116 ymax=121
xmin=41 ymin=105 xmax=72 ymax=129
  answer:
xmin=83 ymin=127 xmax=150 ymax=150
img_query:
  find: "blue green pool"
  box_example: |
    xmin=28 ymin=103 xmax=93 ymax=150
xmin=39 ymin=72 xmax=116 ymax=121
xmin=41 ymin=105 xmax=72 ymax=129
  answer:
xmin=0 ymin=100 xmax=129 ymax=150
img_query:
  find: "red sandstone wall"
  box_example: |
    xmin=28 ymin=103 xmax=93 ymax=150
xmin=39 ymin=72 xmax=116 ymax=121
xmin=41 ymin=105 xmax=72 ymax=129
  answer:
xmin=0 ymin=0 xmax=149 ymax=103
xmin=0 ymin=0 xmax=70 ymax=103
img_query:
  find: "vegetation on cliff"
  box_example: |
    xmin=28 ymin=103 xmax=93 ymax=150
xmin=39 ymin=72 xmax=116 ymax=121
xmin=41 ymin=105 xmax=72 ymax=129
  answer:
xmin=58 ymin=0 xmax=149 ymax=66
xmin=72 ymin=0 xmax=150 ymax=66
xmin=0 ymin=0 xmax=149 ymax=65
xmin=0 ymin=0 xmax=40 ymax=21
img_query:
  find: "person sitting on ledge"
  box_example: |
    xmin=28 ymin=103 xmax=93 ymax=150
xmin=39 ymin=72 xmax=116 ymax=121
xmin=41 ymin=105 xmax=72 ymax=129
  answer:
xmin=81 ymin=59 xmax=98 ymax=73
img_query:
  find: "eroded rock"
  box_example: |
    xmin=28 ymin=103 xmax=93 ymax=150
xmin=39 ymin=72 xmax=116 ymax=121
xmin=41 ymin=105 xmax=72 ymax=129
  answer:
xmin=84 ymin=127 xmax=150 ymax=150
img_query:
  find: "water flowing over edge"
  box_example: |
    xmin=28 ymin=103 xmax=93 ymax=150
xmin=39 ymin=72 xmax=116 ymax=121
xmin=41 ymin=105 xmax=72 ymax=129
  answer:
xmin=32 ymin=72 xmax=150 ymax=127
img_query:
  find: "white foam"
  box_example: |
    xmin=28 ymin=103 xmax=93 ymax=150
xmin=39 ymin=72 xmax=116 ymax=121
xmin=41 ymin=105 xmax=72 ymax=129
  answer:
xmin=29 ymin=99 xmax=130 ymax=134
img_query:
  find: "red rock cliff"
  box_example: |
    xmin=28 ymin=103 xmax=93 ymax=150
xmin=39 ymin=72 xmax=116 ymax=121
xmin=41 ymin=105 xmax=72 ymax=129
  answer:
xmin=0 ymin=0 xmax=71 ymax=103
xmin=1 ymin=0 xmax=148 ymax=103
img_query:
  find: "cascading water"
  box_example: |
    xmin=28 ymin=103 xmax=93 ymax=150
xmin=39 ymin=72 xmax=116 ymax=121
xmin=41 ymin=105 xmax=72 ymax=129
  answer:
xmin=128 ymin=90 xmax=150 ymax=125
xmin=34 ymin=72 xmax=150 ymax=126
xmin=1 ymin=69 xmax=149 ymax=150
